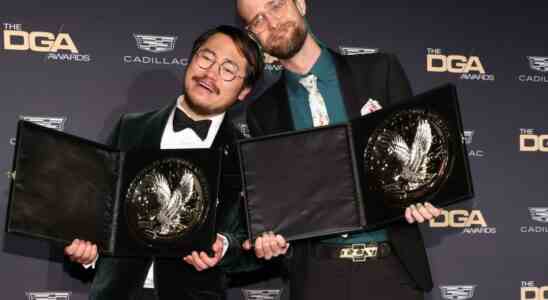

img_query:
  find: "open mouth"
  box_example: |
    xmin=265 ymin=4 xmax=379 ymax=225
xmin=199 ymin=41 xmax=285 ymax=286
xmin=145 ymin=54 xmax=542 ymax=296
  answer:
xmin=194 ymin=77 xmax=219 ymax=95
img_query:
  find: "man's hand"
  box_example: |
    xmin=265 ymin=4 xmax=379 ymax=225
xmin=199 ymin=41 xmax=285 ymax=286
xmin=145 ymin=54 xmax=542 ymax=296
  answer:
xmin=183 ymin=234 xmax=225 ymax=271
xmin=242 ymin=231 xmax=289 ymax=260
xmin=64 ymin=239 xmax=98 ymax=265
xmin=405 ymin=202 xmax=442 ymax=223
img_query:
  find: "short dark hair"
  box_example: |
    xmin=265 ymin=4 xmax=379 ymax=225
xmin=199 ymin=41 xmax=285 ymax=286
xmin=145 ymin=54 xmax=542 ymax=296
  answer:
xmin=190 ymin=25 xmax=263 ymax=88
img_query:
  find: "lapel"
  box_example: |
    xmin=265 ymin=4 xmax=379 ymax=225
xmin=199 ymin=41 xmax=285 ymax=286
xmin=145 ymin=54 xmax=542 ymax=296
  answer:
xmin=139 ymin=103 xmax=174 ymax=149
xmin=275 ymin=74 xmax=295 ymax=132
xmin=329 ymin=49 xmax=364 ymax=120
xmin=211 ymin=117 xmax=242 ymax=180
xmin=211 ymin=117 xmax=237 ymax=149
xmin=260 ymin=76 xmax=294 ymax=135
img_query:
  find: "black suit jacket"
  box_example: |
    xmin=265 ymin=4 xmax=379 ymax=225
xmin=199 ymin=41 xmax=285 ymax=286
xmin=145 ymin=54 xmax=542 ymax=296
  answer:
xmin=75 ymin=102 xmax=249 ymax=299
xmin=246 ymin=51 xmax=433 ymax=291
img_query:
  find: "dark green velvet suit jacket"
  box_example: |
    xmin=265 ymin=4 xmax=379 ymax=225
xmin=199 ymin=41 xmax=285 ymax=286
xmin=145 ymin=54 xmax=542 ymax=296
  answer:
xmin=66 ymin=102 xmax=257 ymax=299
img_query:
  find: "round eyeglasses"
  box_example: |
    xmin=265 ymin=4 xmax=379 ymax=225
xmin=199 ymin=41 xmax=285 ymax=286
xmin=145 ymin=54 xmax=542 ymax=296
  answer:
xmin=194 ymin=49 xmax=245 ymax=82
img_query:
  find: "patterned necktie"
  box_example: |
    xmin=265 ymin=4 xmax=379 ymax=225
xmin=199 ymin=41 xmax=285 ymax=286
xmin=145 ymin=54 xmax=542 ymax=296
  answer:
xmin=299 ymin=74 xmax=330 ymax=127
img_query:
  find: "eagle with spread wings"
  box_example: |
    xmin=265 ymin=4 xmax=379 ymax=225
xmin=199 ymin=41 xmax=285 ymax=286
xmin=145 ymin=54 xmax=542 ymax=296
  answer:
xmin=150 ymin=171 xmax=195 ymax=236
xmin=380 ymin=119 xmax=434 ymax=190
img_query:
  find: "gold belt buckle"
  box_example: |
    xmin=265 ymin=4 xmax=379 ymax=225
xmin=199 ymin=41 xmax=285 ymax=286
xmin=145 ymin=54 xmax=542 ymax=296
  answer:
xmin=339 ymin=243 xmax=378 ymax=262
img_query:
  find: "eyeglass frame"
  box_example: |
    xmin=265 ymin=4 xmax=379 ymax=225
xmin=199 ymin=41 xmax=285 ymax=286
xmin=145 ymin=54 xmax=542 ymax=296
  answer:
xmin=193 ymin=48 xmax=246 ymax=82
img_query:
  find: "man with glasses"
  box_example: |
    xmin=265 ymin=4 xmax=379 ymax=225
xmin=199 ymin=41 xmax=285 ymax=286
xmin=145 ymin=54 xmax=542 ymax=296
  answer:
xmin=64 ymin=25 xmax=263 ymax=300
xmin=237 ymin=1 xmax=441 ymax=299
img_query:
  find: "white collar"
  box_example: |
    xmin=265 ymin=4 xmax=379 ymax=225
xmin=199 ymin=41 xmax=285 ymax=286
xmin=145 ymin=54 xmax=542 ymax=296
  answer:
xmin=160 ymin=95 xmax=225 ymax=149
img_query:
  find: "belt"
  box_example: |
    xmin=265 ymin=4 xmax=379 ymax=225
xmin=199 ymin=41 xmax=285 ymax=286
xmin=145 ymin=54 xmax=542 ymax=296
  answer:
xmin=313 ymin=242 xmax=392 ymax=263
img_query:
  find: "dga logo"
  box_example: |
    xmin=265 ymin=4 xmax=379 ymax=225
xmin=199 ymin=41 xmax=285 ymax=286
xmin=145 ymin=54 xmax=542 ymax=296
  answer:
xmin=133 ymin=34 xmax=177 ymax=53
xmin=429 ymin=209 xmax=496 ymax=234
xmin=519 ymin=129 xmax=548 ymax=152
xmin=124 ymin=33 xmax=187 ymax=66
xmin=521 ymin=282 xmax=548 ymax=300
xmin=242 ymin=289 xmax=282 ymax=300
xmin=338 ymin=46 xmax=379 ymax=56
xmin=426 ymin=48 xmax=495 ymax=81
xmin=464 ymin=130 xmax=485 ymax=158
xmin=518 ymin=57 xmax=548 ymax=83
xmin=2 ymin=23 xmax=91 ymax=62
xmin=520 ymin=208 xmax=548 ymax=233
xmin=10 ymin=116 xmax=67 ymax=146
xmin=440 ymin=285 xmax=476 ymax=300
xmin=26 ymin=291 xmax=71 ymax=300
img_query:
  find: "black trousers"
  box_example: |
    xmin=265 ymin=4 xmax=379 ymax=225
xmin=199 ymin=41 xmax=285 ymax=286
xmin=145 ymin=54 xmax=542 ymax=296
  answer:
xmin=289 ymin=243 xmax=423 ymax=300
xmin=89 ymin=256 xmax=224 ymax=300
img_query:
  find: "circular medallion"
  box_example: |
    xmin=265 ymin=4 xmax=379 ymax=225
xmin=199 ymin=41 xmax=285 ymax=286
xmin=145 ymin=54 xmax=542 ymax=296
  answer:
xmin=364 ymin=109 xmax=452 ymax=207
xmin=125 ymin=158 xmax=208 ymax=243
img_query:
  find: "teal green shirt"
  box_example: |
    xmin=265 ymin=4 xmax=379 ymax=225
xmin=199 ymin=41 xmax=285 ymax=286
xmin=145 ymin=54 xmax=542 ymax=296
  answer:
xmin=285 ymin=48 xmax=387 ymax=244
xmin=286 ymin=48 xmax=348 ymax=129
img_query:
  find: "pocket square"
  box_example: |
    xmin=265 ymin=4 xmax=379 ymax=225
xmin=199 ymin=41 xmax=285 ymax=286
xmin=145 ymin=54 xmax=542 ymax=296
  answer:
xmin=360 ymin=98 xmax=383 ymax=116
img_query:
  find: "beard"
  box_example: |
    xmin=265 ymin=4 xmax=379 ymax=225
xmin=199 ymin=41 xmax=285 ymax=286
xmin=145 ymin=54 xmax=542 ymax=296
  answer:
xmin=264 ymin=20 xmax=308 ymax=60
xmin=184 ymin=92 xmax=221 ymax=116
xmin=184 ymin=75 xmax=237 ymax=116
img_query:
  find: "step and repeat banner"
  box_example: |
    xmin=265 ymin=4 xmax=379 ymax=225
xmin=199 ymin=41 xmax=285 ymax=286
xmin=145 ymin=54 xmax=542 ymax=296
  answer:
xmin=1 ymin=1 xmax=547 ymax=300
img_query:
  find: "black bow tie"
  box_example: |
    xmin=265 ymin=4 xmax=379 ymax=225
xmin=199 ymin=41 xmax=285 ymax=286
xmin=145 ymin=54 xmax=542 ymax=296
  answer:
xmin=173 ymin=108 xmax=212 ymax=140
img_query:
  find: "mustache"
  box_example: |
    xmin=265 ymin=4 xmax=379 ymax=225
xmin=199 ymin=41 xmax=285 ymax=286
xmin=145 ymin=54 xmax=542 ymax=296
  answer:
xmin=192 ymin=75 xmax=220 ymax=95
xmin=269 ymin=21 xmax=297 ymax=41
